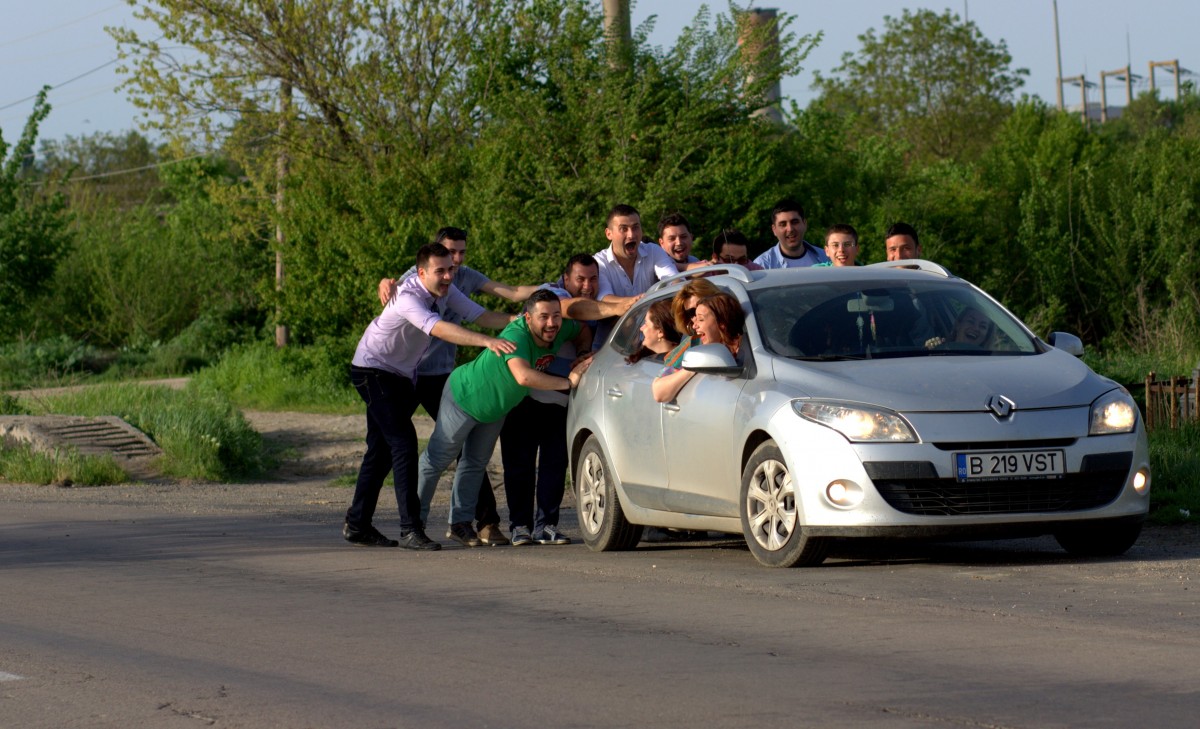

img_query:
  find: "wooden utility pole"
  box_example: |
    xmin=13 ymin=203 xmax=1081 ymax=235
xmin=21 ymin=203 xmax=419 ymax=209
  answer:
xmin=740 ymin=8 xmax=783 ymax=124
xmin=275 ymin=82 xmax=291 ymax=348
xmin=602 ymin=0 xmax=631 ymax=70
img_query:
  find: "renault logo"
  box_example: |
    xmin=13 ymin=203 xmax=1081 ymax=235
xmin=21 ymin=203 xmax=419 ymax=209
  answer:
xmin=986 ymin=394 xmax=1016 ymax=419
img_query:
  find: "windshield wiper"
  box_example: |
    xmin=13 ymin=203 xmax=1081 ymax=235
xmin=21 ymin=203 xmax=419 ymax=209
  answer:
xmin=792 ymin=354 xmax=870 ymax=362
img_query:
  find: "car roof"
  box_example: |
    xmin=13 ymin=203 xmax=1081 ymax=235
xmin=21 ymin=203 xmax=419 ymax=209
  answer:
xmin=646 ymin=260 xmax=958 ymax=297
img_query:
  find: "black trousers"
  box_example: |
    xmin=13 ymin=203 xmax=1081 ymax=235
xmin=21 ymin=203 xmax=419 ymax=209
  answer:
xmin=346 ymin=366 xmax=423 ymax=532
xmin=414 ymin=373 xmax=502 ymax=528
xmin=499 ymin=396 xmax=568 ymax=532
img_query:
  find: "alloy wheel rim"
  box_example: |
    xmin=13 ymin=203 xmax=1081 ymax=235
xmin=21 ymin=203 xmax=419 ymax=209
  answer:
xmin=746 ymin=458 xmax=797 ymax=551
xmin=579 ymin=451 xmax=606 ymax=534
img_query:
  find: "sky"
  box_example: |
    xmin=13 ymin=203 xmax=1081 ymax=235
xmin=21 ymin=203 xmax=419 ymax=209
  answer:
xmin=1 ymin=0 xmax=1197 ymax=145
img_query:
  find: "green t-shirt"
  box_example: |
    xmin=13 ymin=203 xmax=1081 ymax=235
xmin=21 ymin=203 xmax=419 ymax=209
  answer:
xmin=450 ymin=316 xmax=582 ymax=423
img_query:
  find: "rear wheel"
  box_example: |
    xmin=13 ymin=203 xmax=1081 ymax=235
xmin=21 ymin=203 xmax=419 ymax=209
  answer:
xmin=576 ymin=436 xmax=642 ymax=551
xmin=740 ymin=441 xmax=829 ymax=568
xmin=1054 ymin=520 xmax=1142 ymax=557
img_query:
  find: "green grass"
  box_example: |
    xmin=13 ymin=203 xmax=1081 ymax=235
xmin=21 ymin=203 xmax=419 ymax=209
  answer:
xmin=1147 ymin=423 xmax=1200 ymax=524
xmin=9 ymin=383 xmax=268 ymax=481
xmin=191 ymin=339 xmax=360 ymax=413
xmin=0 ymin=442 xmax=128 ymax=486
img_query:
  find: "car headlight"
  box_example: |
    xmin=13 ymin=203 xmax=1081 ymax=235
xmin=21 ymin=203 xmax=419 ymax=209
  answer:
xmin=793 ymin=401 xmax=917 ymax=443
xmin=1089 ymin=389 xmax=1138 ymax=435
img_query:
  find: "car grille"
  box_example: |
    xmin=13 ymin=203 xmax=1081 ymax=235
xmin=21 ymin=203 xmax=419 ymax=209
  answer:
xmin=931 ymin=438 xmax=1076 ymax=451
xmin=864 ymin=453 xmax=1133 ymax=516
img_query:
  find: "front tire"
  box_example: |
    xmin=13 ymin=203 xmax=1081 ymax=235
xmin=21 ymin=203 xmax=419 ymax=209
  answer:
xmin=740 ymin=441 xmax=829 ymax=567
xmin=576 ymin=436 xmax=642 ymax=551
xmin=1054 ymin=519 xmax=1142 ymax=557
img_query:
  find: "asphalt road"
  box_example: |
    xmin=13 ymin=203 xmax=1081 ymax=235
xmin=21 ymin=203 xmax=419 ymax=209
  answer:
xmin=2 ymin=482 xmax=1198 ymax=728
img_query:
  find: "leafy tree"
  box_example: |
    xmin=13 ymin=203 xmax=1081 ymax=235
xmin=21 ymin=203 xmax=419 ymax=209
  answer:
xmin=37 ymin=131 xmax=163 ymax=212
xmin=0 ymin=87 xmax=73 ymax=339
xmin=812 ymin=9 xmax=1027 ymax=162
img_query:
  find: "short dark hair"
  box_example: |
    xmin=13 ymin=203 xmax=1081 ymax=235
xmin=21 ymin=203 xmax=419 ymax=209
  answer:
xmin=416 ymin=242 xmax=451 ymax=270
xmin=525 ymin=288 xmax=562 ymax=312
xmin=434 ymin=226 xmax=467 ymax=245
xmin=771 ymin=198 xmax=805 ymax=223
xmin=657 ymin=212 xmax=692 ymax=238
xmin=712 ymin=228 xmax=750 ymax=257
xmin=825 ymin=224 xmax=858 ymax=244
xmin=606 ymin=204 xmax=641 ymax=227
xmin=885 ymin=222 xmax=919 ymax=246
xmin=563 ymin=253 xmax=597 ymax=279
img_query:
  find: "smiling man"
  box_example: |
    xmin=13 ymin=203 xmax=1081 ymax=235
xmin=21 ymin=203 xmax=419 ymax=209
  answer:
xmin=657 ymin=212 xmax=699 ymax=273
xmin=416 ymin=289 xmax=592 ymax=547
xmin=754 ymin=198 xmax=830 ymax=269
xmin=345 ymin=243 xmax=517 ymax=551
xmin=813 ymin=224 xmax=860 ymax=267
xmin=884 ymin=222 xmax=923 ymax=261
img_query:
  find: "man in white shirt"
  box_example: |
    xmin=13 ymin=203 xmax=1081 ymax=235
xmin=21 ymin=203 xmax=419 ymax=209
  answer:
xmin=593 ymin=204 xmax=680 ymax=345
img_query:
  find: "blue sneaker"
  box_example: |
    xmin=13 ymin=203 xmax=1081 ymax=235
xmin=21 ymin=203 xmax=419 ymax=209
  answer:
xmin=511 ymin=525 xmax=533 ymax=546
xmin=534 ymin=525 xmax=571 ymax=545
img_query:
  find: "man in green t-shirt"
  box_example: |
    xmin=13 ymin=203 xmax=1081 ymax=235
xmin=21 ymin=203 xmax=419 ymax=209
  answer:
xmin=416 ymin=289 xmax=593 ymax=547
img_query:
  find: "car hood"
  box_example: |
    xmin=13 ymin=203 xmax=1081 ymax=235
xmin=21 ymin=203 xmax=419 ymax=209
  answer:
xmin=768 ymin=350 xmax=1114 ymax=413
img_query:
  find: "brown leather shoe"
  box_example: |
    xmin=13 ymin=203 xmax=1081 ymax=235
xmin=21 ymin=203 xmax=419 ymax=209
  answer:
xmin=476 ymin=523 xmax=510 ymax=546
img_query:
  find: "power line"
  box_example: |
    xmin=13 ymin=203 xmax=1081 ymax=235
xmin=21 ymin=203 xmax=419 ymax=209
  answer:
xmin=0 ymin=3 xmax=126 ymax=49
xmin=0 ymin=57 xmax=120 ymax=112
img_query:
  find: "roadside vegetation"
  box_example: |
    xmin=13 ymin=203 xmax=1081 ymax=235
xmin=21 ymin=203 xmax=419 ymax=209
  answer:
xmin=0 ymin=2 xmax=1197 ymax=520
xmin=2 ymin=385 xmax=267 ymax=481
xmin=0 ymin=442 xmax=128 ymax=487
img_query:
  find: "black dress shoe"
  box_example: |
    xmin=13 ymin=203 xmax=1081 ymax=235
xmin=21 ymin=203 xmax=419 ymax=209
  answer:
xmin=343 ymin=522 xmax=399 ymax=547
xmin=397 ymin=528 xmax=442 ymax=551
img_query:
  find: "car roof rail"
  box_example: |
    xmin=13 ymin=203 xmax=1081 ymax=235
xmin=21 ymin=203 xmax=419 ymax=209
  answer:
xmin=866 ymin=259 xmax=955 ymax=277
xmin=648 ymin=264 xmax=756 ymax=294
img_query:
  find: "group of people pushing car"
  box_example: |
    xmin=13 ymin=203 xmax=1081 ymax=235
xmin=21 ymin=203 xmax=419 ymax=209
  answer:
xmin=341 ymin=199 xmax=945 ymax=551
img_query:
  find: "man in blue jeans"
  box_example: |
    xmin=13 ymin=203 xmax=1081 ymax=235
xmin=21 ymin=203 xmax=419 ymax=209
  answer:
xmin=417 ymin=289 xmax=592 ymax=547
xmin=345 ymin=243 xmax=516 ymax=550
xmin=378 ymin=227 xmax=542 ymax=546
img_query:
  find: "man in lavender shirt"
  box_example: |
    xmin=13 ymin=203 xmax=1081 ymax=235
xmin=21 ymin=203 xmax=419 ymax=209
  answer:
xmin=345 ymin=242 xmax=516 ymax=550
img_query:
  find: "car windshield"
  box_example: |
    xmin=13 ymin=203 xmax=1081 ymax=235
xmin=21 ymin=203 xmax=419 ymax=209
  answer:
xmin=750 ymin=279 xmax=1039 ymax=360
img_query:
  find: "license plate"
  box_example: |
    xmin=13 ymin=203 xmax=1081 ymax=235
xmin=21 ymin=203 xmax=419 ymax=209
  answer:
xmin=955 ymin=450 xmax=1065 ymax=482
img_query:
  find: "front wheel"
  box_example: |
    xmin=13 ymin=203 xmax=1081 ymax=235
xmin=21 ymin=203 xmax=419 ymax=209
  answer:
xmin=576 ymin=436 xmax=642 ymax=551
xmin=1054 ymin=519 xmax=1142 ymax=557
xmin=740 ymin=441 xmax=829 ymax=568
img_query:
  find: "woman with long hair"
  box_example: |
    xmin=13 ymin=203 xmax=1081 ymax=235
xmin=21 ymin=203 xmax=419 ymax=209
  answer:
xmin=653 ymin=292 xmax=745 ymax=403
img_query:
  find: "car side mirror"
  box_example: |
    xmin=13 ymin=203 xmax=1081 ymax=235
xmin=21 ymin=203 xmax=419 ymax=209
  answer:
xmin=680 ymin=343 xmax=742 ymax=375
xmin=1047 ymin=331 xmax=1084 ymax=357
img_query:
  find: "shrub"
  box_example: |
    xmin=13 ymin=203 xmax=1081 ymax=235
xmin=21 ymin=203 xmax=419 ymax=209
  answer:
xmin=13 ymin=383 xmax=266 ymax=480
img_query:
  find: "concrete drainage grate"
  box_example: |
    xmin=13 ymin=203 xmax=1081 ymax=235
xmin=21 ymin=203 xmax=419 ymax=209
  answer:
xmin=0 ymin=415 xmax=163 ymax=479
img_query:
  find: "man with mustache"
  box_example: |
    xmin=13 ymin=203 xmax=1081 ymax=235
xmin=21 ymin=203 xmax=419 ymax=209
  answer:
xmin=346 ymin=243 xmax=517 ymax=551
xmin=753 ymin=198 xmax=830 ymax=269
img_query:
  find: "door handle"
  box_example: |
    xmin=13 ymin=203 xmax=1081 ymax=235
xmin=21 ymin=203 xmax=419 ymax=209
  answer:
xmin=606 ymin=387 xmax=623 ymax=398
xmin=663 ymin=403 xmax=680 ymax=412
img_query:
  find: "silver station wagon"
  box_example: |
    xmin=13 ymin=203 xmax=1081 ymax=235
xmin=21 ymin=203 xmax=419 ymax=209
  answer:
xmin=566 ymin=262 xmax=1151 ymax=567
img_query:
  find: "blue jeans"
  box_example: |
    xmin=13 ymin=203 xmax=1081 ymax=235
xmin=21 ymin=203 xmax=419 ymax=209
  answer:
xmin=415 ymin=372 xmax=502 ymax=528
xmin=417 ymin=383 xmax=506 ymax=526
xmin=346 ymin=366 xmax=422 ymax=532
